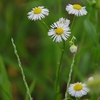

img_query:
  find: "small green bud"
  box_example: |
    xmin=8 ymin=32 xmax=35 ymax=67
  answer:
xmin=70 ymin=45 xmax=77 ymax=53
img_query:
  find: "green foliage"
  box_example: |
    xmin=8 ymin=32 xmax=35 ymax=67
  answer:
xmin=84 ymin=19 xmax=98 ymax=45
xmin=0 ymin=56 xmax=12 ymax=100
xmin=0 ymin=0 xmax=100 ymax=100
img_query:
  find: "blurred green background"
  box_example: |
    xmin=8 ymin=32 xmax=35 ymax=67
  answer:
xmin=0 ymin=0 xmax=100 ymax=100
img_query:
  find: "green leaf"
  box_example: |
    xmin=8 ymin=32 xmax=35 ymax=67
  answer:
xmin=84 ymin=19 xmax=98 ymax=46
xmin=92 ymin=47 xmax=100 ymax=63
xmin=0 ymin=56 xmax=12 ymax=100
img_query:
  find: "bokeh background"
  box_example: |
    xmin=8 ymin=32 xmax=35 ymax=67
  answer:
xmin=0 ymin=0 xmax=100 ymax=100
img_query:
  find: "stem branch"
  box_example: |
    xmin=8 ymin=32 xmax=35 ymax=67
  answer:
xmin=64 ymin=53 xmax=76 ymax=100
xmin=11 ymin=38 xmax=33 ymax=100
xmin=55 ymin=41 xmax=65 ymax=100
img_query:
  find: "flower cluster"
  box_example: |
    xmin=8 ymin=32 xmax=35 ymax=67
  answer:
xmin=27 ymin=3 xmax=89 ymax=99
xmin=27 ymin=4 xmax=87 ymax=43
xmin=28 ymin=4 xmax=87 ymax=21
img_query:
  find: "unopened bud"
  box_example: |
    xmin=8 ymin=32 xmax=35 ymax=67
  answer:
xmin=85 ymin=74 xmax=100 ymax=94
xmin=88 ymin=77 xmax=94 ymax=81
xmin=70 ymin=45 xmax=77 ymax=53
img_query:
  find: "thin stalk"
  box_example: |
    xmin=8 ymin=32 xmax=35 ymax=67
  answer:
xmin=0 ymin=84 xmax=12 ymax=100
xmin=55 ymin=41 xmax=65 ymax=100
xmin=25 ymin=78 xmax=36 ymax=100
xmin=71 ymin=17 xmax=76 ymax=30
xmin=95 ymin=9 xmax=99 ymax=46
xmin=11 ymin=38 xmax=33 ymax=100
xmin=41 ymin=20 xmax=49 ymax=30
xmin=76 ymin=98 xmax=80 ymax=100
xmin=69 ymin=17 xmax=76 ymax=41
xmin=72 ymin=29 xmax=85 ymax=83
xmin=64 ymin=53 xmax=76 ymax=100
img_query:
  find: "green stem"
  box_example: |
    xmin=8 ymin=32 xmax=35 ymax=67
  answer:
xmin=72 ymin=31 xmax=85 ymax=83
xmin=41 ymin=20 xmax=49 ymax=30
xmin=11 ymin=38 xmax=33 ymax=100
xmin=95 ymin=9 xmax=99 ymax=46
xmin=76 ymin=98 xmax=80 ymax=100
xmin=64 ymin=53 xmax=76 ymax=100
xmin=55 ymin=41 xmax=65 ymax=100
xmin=25 ymin=78 xmax=36 ymax=100
xmin=0 ymin=84 xmax=12 ymax=100
xmin=71 ymin=17 xmax=76 ymax=30
xmin=69 ymin=17 xmax=76 ymax=41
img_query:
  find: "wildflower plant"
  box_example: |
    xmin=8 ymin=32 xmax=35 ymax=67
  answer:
xmin=9 ymin=1 xmax=99 ymax=100
xmin=11 ymin=38 xmax=32 ymax=100
xmin=27 ymin=3 xmax=89 ymax=100
xmin=0 ymin=0 xmax=100 ymax=99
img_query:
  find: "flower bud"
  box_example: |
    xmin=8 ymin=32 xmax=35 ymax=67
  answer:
xmin=88 ymin=77 xmax=94 ymax=81
xmin=85 ymin=74 xmax=100 ymax=94
xmin=70 ymin=45 xmax=77 ymax=53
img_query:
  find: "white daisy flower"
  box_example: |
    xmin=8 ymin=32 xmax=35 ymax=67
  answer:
xmin=68 ymin=82 xmax=89 ymax=98
xmin=58 ymin=17 xmax=70 ymax=27
xmin=27 ymin=6 xmax=49 ymax=21
xmin=48 ymin=18 xmax=71 ymax=42
xmin=66 ymin=4 xmax=87 ymax=16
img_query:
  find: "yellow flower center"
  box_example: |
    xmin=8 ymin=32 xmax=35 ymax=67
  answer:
xmin=74 ymin=83 xmax=83 ymax=91
xmin=33 ymin=7 xmax=42 ymax=14
xmin=55 ymin=27 xmax=64 ymax=35
xmin=73 ymin=4 xmax=82 ymax=10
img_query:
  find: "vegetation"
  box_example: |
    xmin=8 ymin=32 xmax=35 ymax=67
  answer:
xmin=0 ymin=0 xmax=100 ymax=100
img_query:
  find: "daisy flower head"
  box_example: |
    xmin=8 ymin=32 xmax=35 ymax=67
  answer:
xmin=27 ymin=6 xmax=49 ymax=21
xmin=48 ymin=18 xmax=71 ymax=42
xmin=66 ymin=4 xmax=87 ymax=16
xmin=68 ymin=82 xmax=89 ymax=98
xmin=57 ymin=17 xmax=70 ymax=27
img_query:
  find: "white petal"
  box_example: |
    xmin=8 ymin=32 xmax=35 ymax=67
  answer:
xmin=66 ymin=4 xmax=87 ymax=16
xmin=27 ymin=6 xmax=49 ymax=21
